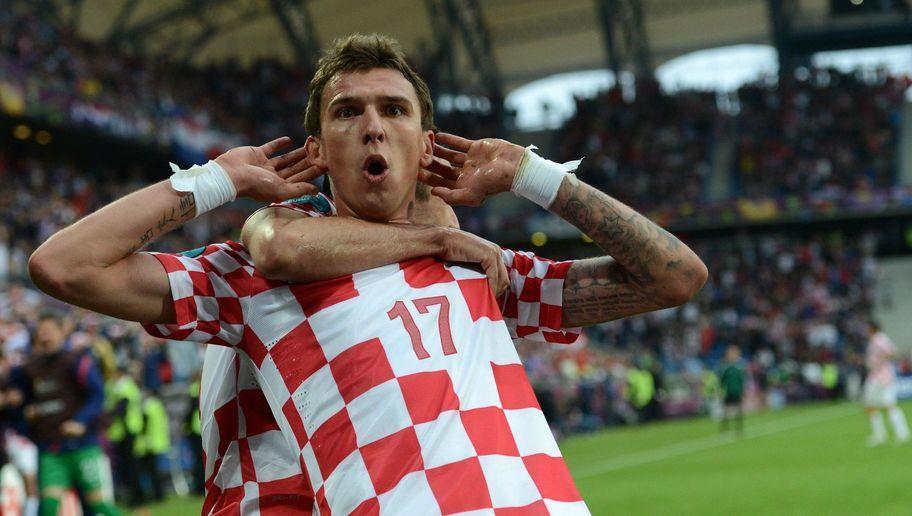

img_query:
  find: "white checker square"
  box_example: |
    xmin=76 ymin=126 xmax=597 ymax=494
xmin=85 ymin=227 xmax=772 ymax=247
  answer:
xmin=508 ymin=273 xmax=526 ymax=297
xmin=169 ymin=270 xmax=194 ymax=301
xmin=445 ymin=262 xmax=485 ymax=280
xmin=446 ymin=360 xmax=501 ymax=410
xmin=300 ymin=442 xmax=324 ymax=492
xmin=211 ymin=274 xmax=240 ymax=299
xmin=218 ymin=322 xmax=244 ymax=345
xmin=352 ymin=264 xmax=402 ymax=291
xmin=517 ymin=301 xmax=540 ymax=328
xmin=346 ymin=380 xmax=411 ymax=447
xmin=180 ymin=256 xmax=206 ymax=272
xmin=478 ymin=455 xmax=541 ymax=508
xmin=449 ymin=510 xmax=495 ymax=516
xmin=186 ymin=329 xmax=215 ymax=342
xmin=247 ymin=285 xmax=307 ymax=348
xmin=414 ymin=410 xmax=475 ymax=469
xmin=205 ymin=250 xmax=243 ymax=275
xmin=240 ymin=482 xmax=260 ymax=515
xmin=195 ymin=297 xmax=219 ymax=322
xmin=306 ymin=301 xmax=359 ymax=362
xmin=469 ymin=321 xmax=521 ymax=365
xmin=292 ymin=364 xmax=345 ymax=435
xmin=212 ymin=441 xmax=242 ymax=489
xmin=321 ymin=451 xmax=376 ymax=516
xmin=543 ymin=499 xmax=591 ymax=515
xmin=377 ymin=471 xmax=441 ymax=516
xmin=255 ymin=354 xmax=293 ymax=407
xmin=540 ymin=278 xmax=564 ymax=306
xmin=504 ymin=408 xmax=561 ymax=457
xmin=248 ymin=430 xmax=300 ymax=482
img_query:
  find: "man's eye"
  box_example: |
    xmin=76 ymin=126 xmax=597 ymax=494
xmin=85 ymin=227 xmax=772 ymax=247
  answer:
xmin=338 ymin=108 xmax=355 ymax=118
xmin=387 ymin=106 xmax=405 ymax=116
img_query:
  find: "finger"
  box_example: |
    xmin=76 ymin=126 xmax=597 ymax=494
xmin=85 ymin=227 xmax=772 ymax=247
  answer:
xmin=418 ymin=169 xmax=451 ymax=188
xmin=497 ymin=259 xmax=510 ymax=298
xmin=270 ymin=145 xmax=308 ymax=171
xmin=426 ymin=156 xmax=462 ymax=181
xmin=275 ymin=181 xmax=319 ymax=201
xmin=436 ymin=132 xmax=474 ymax=152
xmin=258 ymin=136 xmax=292 ymax=156
xmin=278 ymin=156 xmax=317 ymax=179
xmin=433 ymin=144 xmax=467 ymax=166
xmin=286 ymin=165 xmax=324 ymax=184
xmin=431 ymin=187 xmax=482 ymax=207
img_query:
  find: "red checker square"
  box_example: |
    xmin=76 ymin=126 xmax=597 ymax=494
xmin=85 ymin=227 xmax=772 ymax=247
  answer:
xmin=491 ymin=363 xmax=540 ymax=410
xmin=195 ymin=319 xmax=222 ymax=337
xmin=290 ymin=275 xmax=359 ymax=317
xmin=509 ymin=252 xmax=534 ymax=276
xmin=330 ymin=338 xmax=395 ymax=404
xmin=401 ymin=257 xmax=456 ymax=288
xmin=188 ymin=270 xmax=216 ymax=297
xmin=542 ymin=331 xmax=580 ymax=345
xmin=537 ymin=303 xmax=563 ymax=331
xmin=398 ymin=371 xmax=460 ymax=425
xmin=222 ymin=267 xmax=250 ymax=289
xmin=522 ymin=454 xmax=582 ymax=502
xmin=495 ymin=500 xmax=549 ymax=515
xmin=351 ymin=497 xmax=380 ymax=516
xmin=426 ymin=457 xmax=493 ymax=514
xmin=258 ymin=475 xmax=314 ymax=516
xmin=360 ymin=427 xmax=424 ymax=495
xmin=543 ymin=259 xmax=572 ymax=279
xmin=458 ymin=278 xmax=504 ymax=322
xmin=517 ymin=277 xmax=542 ymax=303
xmin=270 ymin=321 xmax=327 ymax=392
xmin=247 ymin=271 xmax=284 ymax=295
xmin=501 ymin=293 xmax=518 ymax=319
xmin=237 ymin=389 xmax=280 ymax=436
xmin=315 ymin=486 xmax=332 ymax=516
xmin=207 ymin=484 xmax=244 ymax=516
xmin=212 ymin=401 xmax=239 ymax=456
xmin=216 ymin=296 xmax=244 ymax=325
xmin=238 ymin=437 xmax=256 ymax=483
xmin=460 ymin=407 xmax=520 ymax=456
xmin=281 ymin=399 xmax=309 ymax=450
xmin=310 ymin=408 xmax=358 ymax=479
xmin=241 ymin=327 xmax=268 ymax=367
xmin=155 ymin=252 xmax=187 ymax=273
xmin=173 ymin=295 xmax=197 ymax=323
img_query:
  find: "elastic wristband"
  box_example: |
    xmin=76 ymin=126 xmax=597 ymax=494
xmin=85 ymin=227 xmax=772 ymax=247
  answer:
xmin=168 ymin=160 xmax=237 ymax=217
xmin=510 ymin=147 xmax=581 ymax=208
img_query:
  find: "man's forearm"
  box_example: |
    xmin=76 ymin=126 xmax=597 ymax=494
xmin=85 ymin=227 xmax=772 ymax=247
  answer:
xmin=246 ymin=212 xmax=444 ymax=282
xmin=550 ymin=174 xmax=707 ymax=325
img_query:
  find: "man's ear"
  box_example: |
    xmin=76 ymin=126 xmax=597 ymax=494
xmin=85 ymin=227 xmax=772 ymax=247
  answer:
xmin=419 ymin=130 xmax=435 ymax=168
xmin=305 ymin=136 xmax=326 ymax=168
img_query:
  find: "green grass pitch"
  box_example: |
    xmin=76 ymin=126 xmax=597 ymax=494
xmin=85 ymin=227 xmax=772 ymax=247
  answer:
xmin=142 ymin=401 xmax=912 ymax=515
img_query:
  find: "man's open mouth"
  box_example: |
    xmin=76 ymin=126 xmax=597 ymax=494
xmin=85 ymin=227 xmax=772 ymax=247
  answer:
xmin=362 ymin=154 xmax=389 ymax=183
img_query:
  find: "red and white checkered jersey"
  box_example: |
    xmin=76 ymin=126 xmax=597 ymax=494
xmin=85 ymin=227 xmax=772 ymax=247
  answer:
xmin=143 ymin=201 xmax=589 ymax=515
xmin=195 ymin=194 xmax=335 ymax=516
xmin=200 ymin=346 xmax=314 ymax=515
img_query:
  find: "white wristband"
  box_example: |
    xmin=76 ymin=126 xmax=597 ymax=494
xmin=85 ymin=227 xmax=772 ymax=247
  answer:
xmin=510 ymin=146 xmax=582 ymax=208
xmin=168 ymin=160 xmax=237 ymax=217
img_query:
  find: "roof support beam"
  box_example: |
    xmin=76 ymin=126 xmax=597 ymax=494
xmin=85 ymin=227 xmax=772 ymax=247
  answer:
xmin=268 ymin=0 xmax=319 ymax=78
xmin=595 ymin=0 xmax=653 ymax=78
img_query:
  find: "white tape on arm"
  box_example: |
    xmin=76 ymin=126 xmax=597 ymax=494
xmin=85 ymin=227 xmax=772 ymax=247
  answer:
xmin=510 ymin=146 xmax=582 ymax=208
xmin=168 ymin=160 xmax=237 ymax=217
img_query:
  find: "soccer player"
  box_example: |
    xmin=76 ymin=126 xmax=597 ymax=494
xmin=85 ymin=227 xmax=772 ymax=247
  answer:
xmin=863 ymin=320 xmax=909 ymax=446
xmin=9 ymin=312 xmax=117 ymax=516
xmin=29 ymin=34 xmax=707 ymax=513
xmin=718 ymin=345 xmax=746 ymax=436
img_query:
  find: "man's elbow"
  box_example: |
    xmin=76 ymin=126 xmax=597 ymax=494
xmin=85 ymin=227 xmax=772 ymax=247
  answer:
xmin=658 ymin=258 xmax=708 ymax=308
xmin=28 ymin=248 xmax=74 ymax=299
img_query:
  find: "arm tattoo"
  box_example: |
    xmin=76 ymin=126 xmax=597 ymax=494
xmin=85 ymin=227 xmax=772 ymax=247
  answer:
xmin=552 ymin=175 xmax=700 ymax=324
xmin=133 ymin=193 xmax=196 ymax=252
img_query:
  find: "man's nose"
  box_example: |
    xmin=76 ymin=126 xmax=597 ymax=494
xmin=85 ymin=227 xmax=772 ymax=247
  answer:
xmin=362 ymin=106 xmax=385 ymax=144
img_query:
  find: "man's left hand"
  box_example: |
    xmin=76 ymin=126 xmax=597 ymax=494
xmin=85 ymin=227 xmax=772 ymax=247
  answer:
xmin=420 ymin=132 xmax=524 ymax=206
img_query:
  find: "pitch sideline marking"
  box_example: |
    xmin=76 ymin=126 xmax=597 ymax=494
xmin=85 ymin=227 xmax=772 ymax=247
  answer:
xmin=573 ymin=404 xmax=857 ymax=479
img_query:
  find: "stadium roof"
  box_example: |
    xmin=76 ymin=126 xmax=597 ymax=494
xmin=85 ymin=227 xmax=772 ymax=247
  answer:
xmin=67 ymin=0 xmax=772 ymax=92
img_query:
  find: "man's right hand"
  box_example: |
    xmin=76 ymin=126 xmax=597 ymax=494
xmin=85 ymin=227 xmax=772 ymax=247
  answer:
xmin=216 ymin=136 xmax=324 ymax=203
xmin=435 ymin=227 xmax=509 ymax=298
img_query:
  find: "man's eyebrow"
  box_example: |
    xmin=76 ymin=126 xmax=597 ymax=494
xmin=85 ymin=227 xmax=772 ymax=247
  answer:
xmin=327 ymin=95 xmax=414 ymax=109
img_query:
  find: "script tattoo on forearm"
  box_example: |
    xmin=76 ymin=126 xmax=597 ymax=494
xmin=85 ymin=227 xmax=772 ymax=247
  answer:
xmin=552 ymin=175 xmax=696 ymax=325
xmin=130 ymin=193 xmax=196 ymax=253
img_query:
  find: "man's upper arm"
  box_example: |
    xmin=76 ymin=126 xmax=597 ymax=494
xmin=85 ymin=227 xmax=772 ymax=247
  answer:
xmin=65 ymin=252 xmax=175 ymax=324
xmin=562 ymin=257 xmax=665 ymax=327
